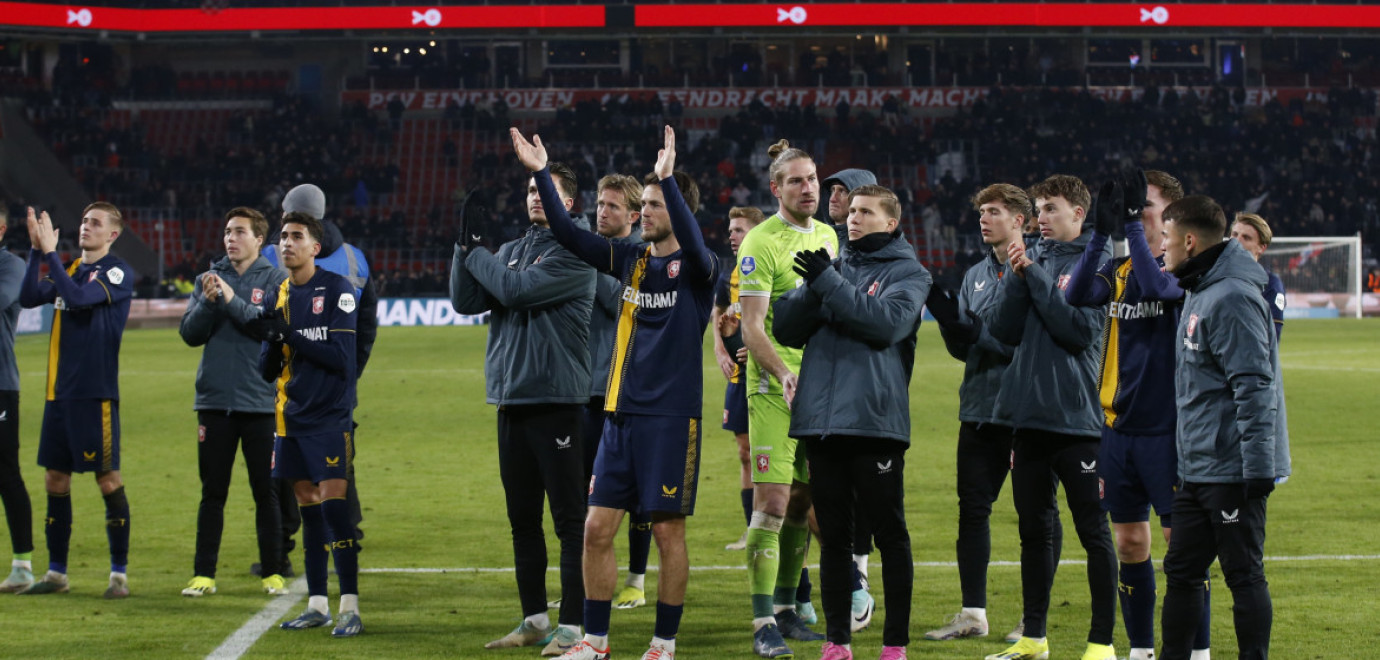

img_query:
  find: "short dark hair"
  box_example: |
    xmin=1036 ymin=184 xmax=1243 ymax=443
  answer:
xmin=281 ymin=210 xmax=324 ymax=245
xmin=226 ymin=206 xmax=269 ymax=240
xmin=1146 ymin=170 xmax=1185 ymax=203
xmin=972 ymin=183 xmax=1032 ymax=220
xmin=849 ymin=184 xmax=901 ymax=220
xmin=1164 ymin=195 xmax=1226 ymax=241
xmin=1028 ymin=175 xmax=1091 ymax=213
xmin=644 ymin=171 xmax=700 ymax=214
xmin=83 ymin=201 xmax=124 ymax=229
xmin=548 ymin=162 xmax=578 ymax=200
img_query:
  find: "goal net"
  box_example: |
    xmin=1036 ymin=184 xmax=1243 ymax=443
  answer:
xmin=1258 ymin=234 xmax=1365 ymax=319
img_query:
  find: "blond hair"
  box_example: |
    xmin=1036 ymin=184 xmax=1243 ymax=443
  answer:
xmin=766 ymin=139 xmax=814 ymax=186
xmin=1233 ymin=212 xmax=1273 ymax=247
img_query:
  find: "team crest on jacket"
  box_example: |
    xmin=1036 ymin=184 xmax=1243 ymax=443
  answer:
xmin=1057 ymin=274 xmax=1072 ymax=291
xmin=1186 ymin=313 xmax=1199 ymax=337
xmin=312 ymin=296 xmax=324 ymax=314
xmin=251 ymin=288 xmax=265 ymax=304
xmin=668 ymin=260 xmax=681 ymax=278
xmin=867 ymin=281 xmax=880 ymax=296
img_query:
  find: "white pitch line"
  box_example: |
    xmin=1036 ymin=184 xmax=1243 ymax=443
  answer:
xmin=205 ymin=577 xmax=307 ymax=660
xmin=214 ymin=553 xmax=1380 ymax=659
xmin=359 ymin=553 xmax=1380 ymax=574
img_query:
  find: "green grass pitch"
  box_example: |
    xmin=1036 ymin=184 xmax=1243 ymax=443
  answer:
xmin=1 ymin=319 xmax=1377 ymax=658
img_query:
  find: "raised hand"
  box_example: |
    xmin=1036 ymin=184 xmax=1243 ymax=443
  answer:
xmin=653 ymin=124 xmax=677 ymax=181
xmin=1091 ymin=178 xmax=1123 ymax=238
xmin=1121 ymin=168 xmax=1149 ymax=224
xmin=508 ymin=127 xmax=548 ymax=172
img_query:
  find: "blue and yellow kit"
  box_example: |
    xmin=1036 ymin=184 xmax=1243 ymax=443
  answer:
xmin=258 ymin=268 xmax=358 ymax=437
xmin=20 ymin=250 xmax=133 ymax=402
xmin=1090 ymin=254 xmax=1180 ymax=436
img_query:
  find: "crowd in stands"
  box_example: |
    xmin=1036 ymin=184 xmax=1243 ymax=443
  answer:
xmin=6 ymin=51 xmax=1378 ymax=299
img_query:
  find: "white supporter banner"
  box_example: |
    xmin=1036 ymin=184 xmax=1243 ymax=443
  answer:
xmin=345 ymin=86 xmax=1337 ymax=112
xmin=377 ymin=298 xmax=488 ymax=327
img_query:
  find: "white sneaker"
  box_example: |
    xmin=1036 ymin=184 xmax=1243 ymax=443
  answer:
xmin=556 ymin=640 xmax=611 ymax=660
xmin=725 ymin=529 xmax=748 ymax=551
xmin=923 ymin=610 xmax=989 ymax=641
xmin=641 ymin=640 xmax=674 ymax=659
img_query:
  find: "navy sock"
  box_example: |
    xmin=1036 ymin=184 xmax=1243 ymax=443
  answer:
xmin=103 ymin=487 xmax=130 ymax=573
xmin=584 ymin=599 xmax=612 ymax=637
xmin=654 ymin=601 xmax=684 ymax=640
xmin=322 ymin=498 xmax=359 ymax=595
xmin=1119 ymin=559 xmax=1157 ymax=649
xmin=1195 ymin=573 xmax=1212 ymax=650
xmin=852 ymin=564 xmax=865 ymax=592
xmin=796 ymin=567 xmax=812 ymax=603
xmin=740 ymin=489 xmax=753 ymax=526
xmin=299 ymin=502 xmax=330 ymax=597
xmin=627 ymin=513 xmax=652 ymax=576
xmin=45 ymin=492 xmax=72 ymax=573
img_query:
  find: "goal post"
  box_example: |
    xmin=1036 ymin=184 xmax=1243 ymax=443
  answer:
xmin=1258 ymin=233 xmax=1364 ymax=319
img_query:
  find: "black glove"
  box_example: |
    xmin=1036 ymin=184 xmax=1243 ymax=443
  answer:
xmin=246 ymin=307 xmax=290 ymax=344
xmin=1244 ymin=478 xmax=1275 ymax=499
xmin=457 ymin=192 xmax=487 ymax=250
xmin=722 ymin=328 xmax=746 ymax=360
xmin=792 ymin=247 xmax=832 ymax=285
xmin=1091 ymin=178 xmax=1124 ymax=239
xmin=925 ymin=287 xmax=962 ymax=326
xmin=1121 ymin=168 xmax=1149 ymax=227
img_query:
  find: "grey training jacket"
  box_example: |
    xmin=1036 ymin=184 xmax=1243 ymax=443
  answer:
xmin=588 ymin=225 xmax=643 ymax=398
xmin=1175 ymin=239 xmax=1291 ymax=483
xmin=0 ymin=250 xmax=24 ymax=392
xmin=939 ymin=249 xmax=1016 ymax=425
xmin=450 ymin=221 xmax=596 ymax=407
xmin=179 ymin=256 xmax=287 ymax=413
xmin=774 ymin=232 xmax=931 ymax=444
xmin=990 ymin=229 xmax=1111 ymax=437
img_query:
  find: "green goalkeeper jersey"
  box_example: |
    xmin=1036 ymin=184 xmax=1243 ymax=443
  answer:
xmin=735 ymin=213 xmax=839 ymax=396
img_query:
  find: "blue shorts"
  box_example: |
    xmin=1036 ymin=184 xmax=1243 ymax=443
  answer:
xmin=722 ymin=379 xmax=748 ymax=433
xmin=273 ymin=429 xmax=353 ymax=484
xmin=39 ymin=399 xmax=120 ymax=473
xmin=1098 ymin=426 xmax=1177 ymax=526
xmin=590 ymin=413 xmax=702 ymax=516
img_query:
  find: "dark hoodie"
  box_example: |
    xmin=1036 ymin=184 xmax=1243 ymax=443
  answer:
xmin=990 ymin=227 xmax=1112 ymax=437
xmin=1174 ymin=239 xmax=1290 ymax=483
xmin=773 ymin=231 xmax=932 ymax=443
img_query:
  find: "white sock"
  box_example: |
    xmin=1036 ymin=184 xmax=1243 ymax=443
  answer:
xmin=525 ymin=612 xmax=551 ymax=629
xmin=583 ymin=633 xmax=609 ymax=650
xmin=1129 ymin=648 xmax=1154 ymax=660
xmin=626 ymin=573 xmax=645 ymax=590
xmin=853 ymin=554 xmax=869 ymax=576
xmin=339 ymin=594 xmax=359 ymax=614
xmin=307 ymin=595 xmax=329 ymax=613
xmin=651 ymin=636 xmax=675 ymax=651
xmin=772 ymin=603 xmax=796 ymax=614
xmin=110 ymin=571 xmax=127 ymax=581
xmin=12 ymin=559 xmax=31 ymax=571
xmin=558 ymin=623 xmax=580 ymax=635
xmin=752 ymin=616 xmax=776 ymax=632
xmin=961 ymin=607 xmax=987 ymax=622
xmin=1190 ymin=650 xmax=1211 ymax=660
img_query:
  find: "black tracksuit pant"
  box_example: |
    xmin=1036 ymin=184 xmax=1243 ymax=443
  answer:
xmin=1012 ymin=429 xmax=1116 ymax=644
xmin=0 ymin=391 xmax=31 ymax=556
xmin=805 ymin=436 xmax=912 ymax=648
xmin=194 ymin=411 xmax=282 ymax=578
xmin=498 ymin=404 xmax=586 ymax=627
xmin=1161 ymin=482 xmax=1272 ymax=660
